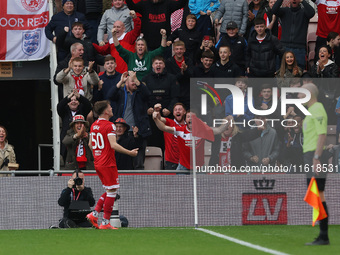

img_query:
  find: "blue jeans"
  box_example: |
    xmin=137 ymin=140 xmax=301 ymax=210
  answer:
xmin=284 ymin=47 xmax=306 ymax=70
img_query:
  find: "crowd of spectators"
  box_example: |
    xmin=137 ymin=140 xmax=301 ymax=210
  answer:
xmin=46 ymin=0 xmax=340 ymax=171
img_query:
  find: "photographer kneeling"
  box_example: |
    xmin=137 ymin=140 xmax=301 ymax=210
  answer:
xmin=58 ymin=170 xmax=95 ymax=228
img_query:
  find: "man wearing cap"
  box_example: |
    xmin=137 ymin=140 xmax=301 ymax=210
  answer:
xmin=215 ymin=21 xmax=248 ymax=74
xmin=63 ymin=115 xmax=94 ymax=170
xmin=45 ymin=0 xmax=92 ymax=61
xmin=214 ymin=0 xmax=248 ymax=37
xmin=114 ymin=118 xmax=139 ymax=170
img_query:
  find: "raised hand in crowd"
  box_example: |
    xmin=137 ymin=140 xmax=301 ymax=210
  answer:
xmin=88 ymin=61 xmax=95 ymax=72
xmin=262 ymin=157 xmax=270 ymax=165
xmin=248 ymin=10 xmax=255 ymax=21
xmin=250 ymin=155 xmax=259 ymax=164
xmin=73 ymin=88 xmax=80 ymax=99
xmin=117 ymin=71 xmax=129 ymax=88
xmin=154 ymin=103 xmax=162 ymax=112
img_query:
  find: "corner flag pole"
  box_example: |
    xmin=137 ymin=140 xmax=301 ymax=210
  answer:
xmin=192 ymin=134 xmax=199 ymax=229
xmin=48 ymin=0 xmax=60 ymax=173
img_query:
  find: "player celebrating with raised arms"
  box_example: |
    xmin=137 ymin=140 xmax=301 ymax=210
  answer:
xmin=86 ymin=100 xmax=138 ymax=229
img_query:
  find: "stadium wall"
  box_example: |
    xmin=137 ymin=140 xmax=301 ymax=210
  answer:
xmin=1 ymin=174 xmax=339 ymax=230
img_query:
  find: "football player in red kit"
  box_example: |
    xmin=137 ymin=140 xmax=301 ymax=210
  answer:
xmin=86 ymin=100 xmax=138 ymax=229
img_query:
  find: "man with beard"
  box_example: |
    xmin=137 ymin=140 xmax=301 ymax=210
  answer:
xmin=153 ymin=103 xmax=187 ymax=170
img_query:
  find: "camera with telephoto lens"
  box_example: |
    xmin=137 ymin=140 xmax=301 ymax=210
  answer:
xmin=73 ymin=170 xmax=83 ymax=187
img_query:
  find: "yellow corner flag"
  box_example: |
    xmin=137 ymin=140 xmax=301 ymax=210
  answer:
xmin=304 ymin=177 xmax=327 ymax=226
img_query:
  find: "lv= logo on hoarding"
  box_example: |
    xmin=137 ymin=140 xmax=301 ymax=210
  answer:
xmin=242 ymin=178 xmax=287 ymax=225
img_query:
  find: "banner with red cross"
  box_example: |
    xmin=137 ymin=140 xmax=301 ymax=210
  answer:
xmin=0 ymin=0 xmax=50 ymax=61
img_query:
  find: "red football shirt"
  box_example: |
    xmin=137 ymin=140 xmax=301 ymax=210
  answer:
xmin=315 ymin=0 xmax=340 ymax=38
xmin=164 ymin=118 xmax=185 ymax=164
xmin=218 ymin=136 xmax=232 ymax=167
xmin=90 ymin=118 xmax=117 ymax=167
xmin=173 ymin=125 xmax=205 ymax=169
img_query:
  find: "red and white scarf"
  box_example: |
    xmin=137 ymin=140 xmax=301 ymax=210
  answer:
xmin=71 ymin=74 xmax=84 ymax=93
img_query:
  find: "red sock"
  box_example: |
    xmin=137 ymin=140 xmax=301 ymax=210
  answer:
xmin=103 ymin=192 xmax=116 ymax=220
xmin=95 ymin=192 xmax=107 ymax=213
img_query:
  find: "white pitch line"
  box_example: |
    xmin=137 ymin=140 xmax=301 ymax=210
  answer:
xmin=197 ymin=228 xmax=290 ymax=255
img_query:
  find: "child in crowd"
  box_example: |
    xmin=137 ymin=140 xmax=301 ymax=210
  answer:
xmin=195 ymin=36 xmax=218 ymax=64
xmin=167 ymin=14 xmax=202 ymax=61
xmin=56 ymin=57 xmax=100 ymax=101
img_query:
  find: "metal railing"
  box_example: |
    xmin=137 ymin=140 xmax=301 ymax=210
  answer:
xmin=38 ymin=144 xmax=53 ymax=174
xmin=0 ymin=169 xmax=190 ymax=177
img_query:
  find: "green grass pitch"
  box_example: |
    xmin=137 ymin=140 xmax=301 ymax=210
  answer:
xmin=1 ymin=225 xmax=339 ymax=255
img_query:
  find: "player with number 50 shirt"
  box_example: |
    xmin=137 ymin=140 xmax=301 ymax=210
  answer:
xmin=87 ymin=100 xmax=138 ymax=230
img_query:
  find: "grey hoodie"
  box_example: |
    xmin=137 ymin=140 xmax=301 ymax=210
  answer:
xmin=97 ymin=5 xmax=133 ymax=43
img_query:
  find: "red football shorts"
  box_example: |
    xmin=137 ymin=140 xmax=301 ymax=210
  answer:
xmin=95 ymin=165 xmax=120 ymax=190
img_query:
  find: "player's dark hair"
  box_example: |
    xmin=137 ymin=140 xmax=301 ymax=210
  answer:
xmin=93 ymin=100 xmax=110 ymax=116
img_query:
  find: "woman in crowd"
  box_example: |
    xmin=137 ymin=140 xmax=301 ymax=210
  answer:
xmin=275 ymin=51 xmax=302 ymax=88
xmin=0 ymin=125 xmax=18 ymax=176
xmin=311 ymin=45 xmax=339 ymax=78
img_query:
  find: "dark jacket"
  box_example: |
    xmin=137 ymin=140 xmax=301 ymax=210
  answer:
xmin=272 ymin=0 xmax=315 ymax=49
xmin=45 ymin=11 xmax=91 ymax=60
xmin=209 ymin=128 xmax=262 ymax=168
xmin=126 ymin=0 xmax=188 ymax=50
xmin=193 ymin=63 xmax=215 ymax=78
xmin=247 ymin=29 xmax=285 ymax=77
xmin=165 ymin=56 xmax=194 ymax=109
xmin=109 ymin=83 xmax=152 ymax=138
xmin=75 ymin=0 xmax=103 ymax=19
xmin=58 ymin=186 xmax=95 ymax=219
xmin=245 ymin=0 xmax=269 ymax=39
xmin=116 ymin=132 xmax=140 ymax=170
xmin=62 ymin=129 xmax=95 ymax=170
xmin=167 ymin=26 xmax=202 ymax=60
xmin=215 ymin=34 xmax=247 ymax=71
xmin=56 ymin=30 xmax=104 ymax=65
xmin=211 ymin=60 xmax=241 ymax=78
xmin=57 ymin=95 xmax=93 ymax=150
xmin=93 ymin=72 xmax=122 ymax=103
xmin=311 ymin=60 xmax=339 ymax=78
xmin=142 ymin=70 xmax=179 ymax=112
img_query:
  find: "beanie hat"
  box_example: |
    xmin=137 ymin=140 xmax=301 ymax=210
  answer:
xmin=62 ymin=0 xmax=75 ymax=6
